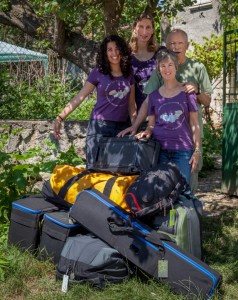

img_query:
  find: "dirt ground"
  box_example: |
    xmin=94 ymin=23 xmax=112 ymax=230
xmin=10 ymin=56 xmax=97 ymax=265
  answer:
xmin=196 ymin=158 xmax=238 ymax=216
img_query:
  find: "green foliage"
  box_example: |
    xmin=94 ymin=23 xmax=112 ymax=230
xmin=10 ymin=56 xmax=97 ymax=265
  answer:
xmin=187 ymin=34 xmax=223 ymax=82
xmin=202 ymin=123 xmax=222 ymax=173
xmin=157 ymin=0 xmax=196 ymax=17
xmin=0 ymin=126 xmax=84 ymax=224
xmin=0 ymin=70 xmax=95 ymax=120
xmin=0 ymin=0 xmax=10 ymax=12
xmin=220 ymin=0 xmax=238 ymax=31
xmin=29 ymin=0 xmax=198 ymax=43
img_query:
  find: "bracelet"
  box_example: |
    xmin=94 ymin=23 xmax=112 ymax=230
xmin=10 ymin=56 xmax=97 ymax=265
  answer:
xmin=194 ymin=149 xmax=202 ymax=155
xmin=146 ymin=125 xmax=154 ymax=131
xmin=57 ymin=115 xmax=64 ymax=121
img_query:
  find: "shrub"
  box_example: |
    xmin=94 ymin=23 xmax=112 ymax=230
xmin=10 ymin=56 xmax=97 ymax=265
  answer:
xmin=0 ymin=71 xmax=95 ymax=120
xmin=0 ymin=126 xmax=83 ymax=224
xmin=202 ymin=123 xmax=222 ymax=174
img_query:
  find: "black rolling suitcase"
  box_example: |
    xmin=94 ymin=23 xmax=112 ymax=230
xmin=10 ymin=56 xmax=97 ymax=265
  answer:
xmin=69 ymin=189 xmax=222 ymax=300
xmin=93 ymin=136 xmax=160 ymax=174
xmin=8 ymin=195 xmax=59 ymax=252
xmin=38 ymin=211 xmax=83 ymax=264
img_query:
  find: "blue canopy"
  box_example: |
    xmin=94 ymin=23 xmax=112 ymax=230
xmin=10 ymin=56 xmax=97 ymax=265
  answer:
xmin=0 ymin=41 xmax=48 ymax=75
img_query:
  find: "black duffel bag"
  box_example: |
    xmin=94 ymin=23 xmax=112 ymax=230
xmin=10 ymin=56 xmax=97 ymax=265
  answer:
xmin=125 ymin=162 xmax=188 ymax=219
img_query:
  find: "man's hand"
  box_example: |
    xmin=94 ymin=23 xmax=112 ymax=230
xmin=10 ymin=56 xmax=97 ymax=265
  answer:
xmin=182 ymin=82 xmax=198 ymax=94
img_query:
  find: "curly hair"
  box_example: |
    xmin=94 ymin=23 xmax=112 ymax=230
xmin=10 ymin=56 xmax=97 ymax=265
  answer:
xmin=96 ymin=35 xmax=132 ymax=78
xmin=129 ymin=13 xmax=158 ymax=53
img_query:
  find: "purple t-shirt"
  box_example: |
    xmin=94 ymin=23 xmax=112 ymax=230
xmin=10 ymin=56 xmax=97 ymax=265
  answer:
xmin=87 ymin=67 xmax=134 ymax=122
xmin=148 ymin=91 xmax=197 ymax=150
xmin=131 ymin=53 xmax=157 ymax=111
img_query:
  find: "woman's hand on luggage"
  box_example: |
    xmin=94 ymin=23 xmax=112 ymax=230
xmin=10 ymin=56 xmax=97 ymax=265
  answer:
xmin=117 ymin=126 xmax=136 ymax=137
xmin=54 ymin=117 xmax=62 ymax=139
xmin=135 ymin=130 xmax=151 ymax=140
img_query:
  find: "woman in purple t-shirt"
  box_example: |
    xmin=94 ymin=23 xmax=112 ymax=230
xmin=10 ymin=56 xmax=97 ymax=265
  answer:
xmin=54 ymin=35 xmax=137 ymax=167
xmin=136 ymin=49 xmax=201 ymax=184
xmin=129 ymin=13 xmax=158 ymax=112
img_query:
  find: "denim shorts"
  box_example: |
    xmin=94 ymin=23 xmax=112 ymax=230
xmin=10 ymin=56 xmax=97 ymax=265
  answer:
xmin=159 ymin=149 xmax=193 ymax=185
xmin=86 ymin=119 xmax=129 ymax=168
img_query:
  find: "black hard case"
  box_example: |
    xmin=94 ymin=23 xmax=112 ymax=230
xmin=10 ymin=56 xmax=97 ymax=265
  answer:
xmin=38 ymin=211 xmax=82 ymax=264
xmin=93 ymin=136 xmax=160 ymax=174
xmin=69 ymin=189 xmax=222 ymax=300
xmin=8 ymin=195 xmax=59 ymax=252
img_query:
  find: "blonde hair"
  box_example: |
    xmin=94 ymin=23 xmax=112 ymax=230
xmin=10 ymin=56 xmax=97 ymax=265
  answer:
xmin=129 ymin=13 xmax=158 ymax=53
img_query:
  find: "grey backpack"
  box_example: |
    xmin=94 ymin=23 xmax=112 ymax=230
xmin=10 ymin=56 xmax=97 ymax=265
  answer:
xmin=56 ymin=234 xmax=130 ymax=289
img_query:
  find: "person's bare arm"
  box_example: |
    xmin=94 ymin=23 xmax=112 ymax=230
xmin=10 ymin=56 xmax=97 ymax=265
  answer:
xmin=196 ymin=92 xmax=211 ymax=107
xmin=182 ymin=82 xmax=211 ymax=107
xmin=135 ymin=115 xmax=155 ymax=140
xmin=54 ymin=81 xmax=95 ymax=139
xmin=189 ymin=111 xmax=201 ymax=173
xmin=117 ymin=96 xmax=149 ymax=137
xmin=128 ymin=84 xmax=137 ymax=125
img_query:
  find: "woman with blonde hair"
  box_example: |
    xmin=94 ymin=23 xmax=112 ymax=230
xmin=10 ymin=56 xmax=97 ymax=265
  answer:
xmin=129 ymin=13 xmax=159 ymax=112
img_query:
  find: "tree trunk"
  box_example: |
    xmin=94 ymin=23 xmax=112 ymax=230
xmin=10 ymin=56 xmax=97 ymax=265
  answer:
xmin=0 ymin=0 xmax=98 ymax=74
xmin=160 ymin=14 xmax=171 ymax=45
xmin=103 ymin=0 xmax=125 ymax=35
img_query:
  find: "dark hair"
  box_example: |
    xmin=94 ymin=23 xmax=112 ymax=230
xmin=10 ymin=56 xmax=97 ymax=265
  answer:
xmin=130 ymin=13 xmax=158 ymax=53
xmin=156 ymin=48 xmax=178 ymax=70
xmin=96 ymin=35 xmax=132 ymax=78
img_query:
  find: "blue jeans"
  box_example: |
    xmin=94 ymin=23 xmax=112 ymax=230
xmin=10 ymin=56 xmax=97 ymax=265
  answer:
xmin=86 ymin=119 xmax=129 ymax=168
xmin=159 ymin=149 xmax=193 ymax=185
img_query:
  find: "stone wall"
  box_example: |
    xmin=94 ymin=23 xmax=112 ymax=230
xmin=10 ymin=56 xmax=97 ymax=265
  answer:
xmin=0 ymin=120 xmax=88 ymax=162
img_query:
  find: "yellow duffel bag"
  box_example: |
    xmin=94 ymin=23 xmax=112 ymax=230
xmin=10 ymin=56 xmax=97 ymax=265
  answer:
xmin=47 ymin=165 xmax=138 ymax=211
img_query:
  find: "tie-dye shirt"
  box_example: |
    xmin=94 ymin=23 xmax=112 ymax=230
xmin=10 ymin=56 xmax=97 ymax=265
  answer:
xmin=87 ymin=67 xmax=134 ymax=122
xmin=131 ymin=53 xmax=157 ymax=111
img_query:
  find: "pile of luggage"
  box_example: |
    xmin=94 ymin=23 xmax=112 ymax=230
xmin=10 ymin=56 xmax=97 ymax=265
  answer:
xmin=8 ymin=136 xmax=222 ymax=298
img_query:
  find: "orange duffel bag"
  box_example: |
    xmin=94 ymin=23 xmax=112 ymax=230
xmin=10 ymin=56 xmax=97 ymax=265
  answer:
xmin=42 ymin=165 xmax=138 ymax=211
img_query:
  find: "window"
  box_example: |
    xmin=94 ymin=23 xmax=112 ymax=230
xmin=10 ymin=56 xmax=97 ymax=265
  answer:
xmin=190 ymin=0 xmax=213 ymax=11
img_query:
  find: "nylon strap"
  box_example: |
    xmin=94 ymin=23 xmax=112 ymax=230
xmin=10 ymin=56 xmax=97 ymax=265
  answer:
xmin=58 ymin=169 xmax=94 ymax=199
xmin=103 ymin=176 xmax=118 ymax=197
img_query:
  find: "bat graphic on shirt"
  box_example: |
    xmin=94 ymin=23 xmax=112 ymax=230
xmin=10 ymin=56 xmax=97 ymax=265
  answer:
xmin=160 ymin=110 xmax=183 ymax=123
xmin=109 ymin=86 xmax=130 ymax=99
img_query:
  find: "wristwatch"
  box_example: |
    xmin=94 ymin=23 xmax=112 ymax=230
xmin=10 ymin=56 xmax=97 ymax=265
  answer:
xmin=196 ymin=86 xmax=201 ymax=95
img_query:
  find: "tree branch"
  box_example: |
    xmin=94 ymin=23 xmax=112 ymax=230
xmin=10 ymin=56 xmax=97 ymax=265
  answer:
xmin=145 ymin=0 xmax=159 ymax=15
xmin=0 ymin=1 xmax=98 ymax=73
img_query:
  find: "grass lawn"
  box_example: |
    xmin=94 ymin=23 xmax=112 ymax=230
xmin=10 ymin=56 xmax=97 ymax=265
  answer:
xmin=0 ymin=209 xmax=237 ymax=300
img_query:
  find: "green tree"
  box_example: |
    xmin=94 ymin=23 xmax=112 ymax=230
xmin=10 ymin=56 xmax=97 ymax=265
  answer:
xmin=219 ymin=0 xmax=238 ymax=31
xmin=187 ymin=34 xmax=223 ymax=82
xmin=0 ymin=0 xmax=196 ymax=74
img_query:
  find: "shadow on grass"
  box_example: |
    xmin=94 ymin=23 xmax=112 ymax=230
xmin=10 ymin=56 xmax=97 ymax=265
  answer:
xmin=202 ymin=210 xmax=238 ymax=283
